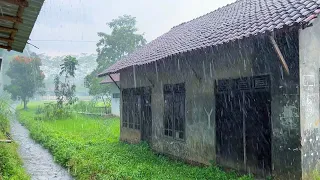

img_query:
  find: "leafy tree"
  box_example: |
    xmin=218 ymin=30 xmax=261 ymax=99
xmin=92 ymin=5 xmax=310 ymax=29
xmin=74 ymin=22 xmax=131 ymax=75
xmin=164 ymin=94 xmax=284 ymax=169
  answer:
xmin=4 ymin=55 xmax=45 ymax=109
xmin=85 ymin=15 xmax=146 ymax=95
xmin=54 ymin=56 xmax=79 ymax=108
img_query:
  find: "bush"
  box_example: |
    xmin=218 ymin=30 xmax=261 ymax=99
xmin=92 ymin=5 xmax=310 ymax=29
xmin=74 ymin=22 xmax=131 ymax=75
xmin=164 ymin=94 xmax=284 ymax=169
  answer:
xmin=310 ymin=167 xmax=320 ymax=180
xmin=35 ymin=103 xmax=71 ymax=120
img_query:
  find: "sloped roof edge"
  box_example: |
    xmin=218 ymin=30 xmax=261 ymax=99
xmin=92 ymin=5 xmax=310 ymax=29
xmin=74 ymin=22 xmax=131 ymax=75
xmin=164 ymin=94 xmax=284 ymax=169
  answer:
xmin=99 ymin=0 xmax=320 ymax=77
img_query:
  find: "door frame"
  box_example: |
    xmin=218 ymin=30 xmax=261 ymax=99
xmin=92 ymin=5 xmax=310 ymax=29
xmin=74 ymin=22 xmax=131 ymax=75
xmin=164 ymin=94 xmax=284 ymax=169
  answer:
xmin=215 ymin=75 xmax=272 ymax=175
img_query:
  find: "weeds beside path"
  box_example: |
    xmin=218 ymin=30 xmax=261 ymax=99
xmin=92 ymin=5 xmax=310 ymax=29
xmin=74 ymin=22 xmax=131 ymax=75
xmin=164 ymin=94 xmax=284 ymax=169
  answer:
xmin=17 ymin=102 xmax=252 ymax=180
xmin=0 ymin=131 xmax=29 ymax=180
xmin=0 ymin=100 xmax=29 ymax=180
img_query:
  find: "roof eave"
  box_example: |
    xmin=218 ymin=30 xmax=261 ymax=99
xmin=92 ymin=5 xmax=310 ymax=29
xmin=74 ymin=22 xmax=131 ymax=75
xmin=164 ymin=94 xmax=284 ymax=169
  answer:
xmin=99 ymin=4 xmax=320 ymax=75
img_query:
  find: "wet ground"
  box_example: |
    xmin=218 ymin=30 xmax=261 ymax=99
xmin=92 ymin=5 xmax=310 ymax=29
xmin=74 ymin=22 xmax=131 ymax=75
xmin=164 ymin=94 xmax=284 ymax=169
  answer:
xmin=10 ymin=117 xmax=73 ymax=180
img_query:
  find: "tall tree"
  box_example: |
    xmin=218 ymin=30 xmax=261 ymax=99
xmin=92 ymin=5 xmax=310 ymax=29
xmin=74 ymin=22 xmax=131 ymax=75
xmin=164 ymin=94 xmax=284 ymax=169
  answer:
xmin=4 ymin=55 xmax=45 ymax=109
xmin=54 ymin=56 xmax=79 ymax=108
xmin=85 ymin=15 xmax=146 ymax=95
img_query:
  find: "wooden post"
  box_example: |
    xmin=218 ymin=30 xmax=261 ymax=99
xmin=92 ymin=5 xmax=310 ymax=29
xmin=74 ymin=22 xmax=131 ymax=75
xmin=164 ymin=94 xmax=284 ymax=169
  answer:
xmin=0 ymin=15 xmax=23 ymax=23
xmin=0 ymin=139 xmax=12 ymax=143
xmin=185 ymin=58 xmax=201 ymax=81
xmin=108 ymin=74 xmax=120 ymax=90
xmin=0 ymin=0 xmax=29 ymax=7
xmin=269 ymin=35 xmax=290 ymax=75
xmin=7 ymin=5 xmax=24 ymax=51
xmin=0 ymin=26 xmax=17 ymax=33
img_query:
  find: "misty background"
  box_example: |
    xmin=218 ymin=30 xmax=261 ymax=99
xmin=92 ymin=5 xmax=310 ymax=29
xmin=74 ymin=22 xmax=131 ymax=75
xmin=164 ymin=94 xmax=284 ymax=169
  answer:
xmin=1 ymin=0 xmax=235 ymax=96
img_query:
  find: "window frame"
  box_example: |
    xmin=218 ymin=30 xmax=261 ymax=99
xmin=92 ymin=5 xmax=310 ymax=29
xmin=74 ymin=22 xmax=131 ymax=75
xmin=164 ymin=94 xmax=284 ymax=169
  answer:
xmin=122 ymin=88 xmax=141 ymax=130
xmin=163 ymin=83 xmax=186 ymax=141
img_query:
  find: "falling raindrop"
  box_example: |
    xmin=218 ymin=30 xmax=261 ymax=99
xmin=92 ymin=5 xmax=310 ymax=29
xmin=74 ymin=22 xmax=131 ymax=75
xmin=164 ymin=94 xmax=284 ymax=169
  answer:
xmin=212 ymin=63 xmax=216 ymax=77
xmin=280 ymin=65 xmax=284 ymax=80
xmin=202 ymin=60 xmax=206 ymax=82
xmin=133 ymin=65 xmax=136 ymax=88
xmin=155 ymin=62 xmax=159 ymax=81
xmin=209 ymin=62 xmax=213 ymax=78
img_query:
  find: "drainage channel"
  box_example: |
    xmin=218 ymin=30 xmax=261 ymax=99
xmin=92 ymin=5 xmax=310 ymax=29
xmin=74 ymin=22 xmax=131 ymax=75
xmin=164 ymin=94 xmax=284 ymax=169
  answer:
xmin=10 ymin=117 xmax=73 ymax=180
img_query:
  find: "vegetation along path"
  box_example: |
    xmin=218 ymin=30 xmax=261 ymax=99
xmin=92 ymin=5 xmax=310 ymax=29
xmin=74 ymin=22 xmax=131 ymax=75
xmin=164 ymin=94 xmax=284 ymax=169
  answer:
xmin=15 ymin=102 xmax=252 ymax=180
xmin=10 ymin=116 xmax=73 ymax=180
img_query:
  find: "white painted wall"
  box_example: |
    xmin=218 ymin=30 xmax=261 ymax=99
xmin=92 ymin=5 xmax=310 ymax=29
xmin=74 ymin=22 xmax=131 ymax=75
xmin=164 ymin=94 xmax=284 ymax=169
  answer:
xmin=299 ymin=17 xmax=320 ymax=177
xmin=110 ymin=83 xmax=120 ymax=116
xmin=0 ymin=67 xmax=3 ymax=95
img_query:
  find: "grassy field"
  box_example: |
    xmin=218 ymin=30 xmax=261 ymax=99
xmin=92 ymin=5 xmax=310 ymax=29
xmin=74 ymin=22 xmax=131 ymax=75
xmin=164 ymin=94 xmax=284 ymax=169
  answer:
xmin=0 ymin=99 xmax=29 ymax=180
xmin=17 ymin=102 xmax=252 ymax=180
xmin=71 ymin=100 xmax=111 ymax=114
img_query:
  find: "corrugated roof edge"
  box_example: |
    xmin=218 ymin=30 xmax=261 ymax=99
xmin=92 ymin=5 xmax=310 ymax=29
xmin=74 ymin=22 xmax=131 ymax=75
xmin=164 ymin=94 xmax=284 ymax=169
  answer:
xmin=14 ymin=0 xmax=45 ymax=52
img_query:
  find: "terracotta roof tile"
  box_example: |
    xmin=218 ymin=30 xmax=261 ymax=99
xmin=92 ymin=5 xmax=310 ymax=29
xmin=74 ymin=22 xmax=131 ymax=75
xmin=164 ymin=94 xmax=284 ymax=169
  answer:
xmin=99 ymin=0 xmax=320 ymax=76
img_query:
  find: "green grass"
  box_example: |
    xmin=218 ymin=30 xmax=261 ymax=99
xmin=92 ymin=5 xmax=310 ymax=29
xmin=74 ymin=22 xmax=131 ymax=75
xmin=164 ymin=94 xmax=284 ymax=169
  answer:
xmin=95 ymin=101 xmax=108 ymax=108
xmin=17 ymin=102 xmax=252 ymax=180
xmin=0 ymin=133 xmax=30 ymax=180
xmin=0 ymin=98 xmax=29 ymax=180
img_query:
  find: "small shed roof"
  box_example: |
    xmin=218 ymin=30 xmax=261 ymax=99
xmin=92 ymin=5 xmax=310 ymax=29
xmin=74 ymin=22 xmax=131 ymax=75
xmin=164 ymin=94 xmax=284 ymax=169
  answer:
xmin=100 ymin=73 xmax=120 ymax=84
xmin=99 ymin=0 xmax=320 ymax=76
xmin=0 ymin=0 xmax=44 ymax=52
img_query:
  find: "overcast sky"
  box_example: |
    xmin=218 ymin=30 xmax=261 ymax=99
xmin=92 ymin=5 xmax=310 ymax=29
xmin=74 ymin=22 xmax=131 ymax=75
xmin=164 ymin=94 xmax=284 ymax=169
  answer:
xmin=29 ymin=0 xmax=235 ymax=56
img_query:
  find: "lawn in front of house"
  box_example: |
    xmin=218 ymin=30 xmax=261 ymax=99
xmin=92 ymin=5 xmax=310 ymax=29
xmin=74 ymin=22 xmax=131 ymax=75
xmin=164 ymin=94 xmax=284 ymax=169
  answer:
xmin=17 ymin=102 xmax=252 ymax=180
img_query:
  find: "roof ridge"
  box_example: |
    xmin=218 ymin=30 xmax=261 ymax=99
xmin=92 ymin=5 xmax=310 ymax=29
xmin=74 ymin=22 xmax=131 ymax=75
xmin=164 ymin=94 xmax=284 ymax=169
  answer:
xmin=171 ymin=0 xmax=243 ymax=30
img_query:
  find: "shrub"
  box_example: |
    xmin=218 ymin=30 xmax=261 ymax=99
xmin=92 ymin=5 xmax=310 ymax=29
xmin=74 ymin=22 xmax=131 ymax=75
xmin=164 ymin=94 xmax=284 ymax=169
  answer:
xmin=39 ymin=103 xmax=71 ymax=120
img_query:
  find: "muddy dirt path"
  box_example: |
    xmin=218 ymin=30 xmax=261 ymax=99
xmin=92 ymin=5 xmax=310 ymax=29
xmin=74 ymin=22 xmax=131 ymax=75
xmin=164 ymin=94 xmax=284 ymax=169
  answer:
xmin=10 ymin=117 xmax=73 ymax=180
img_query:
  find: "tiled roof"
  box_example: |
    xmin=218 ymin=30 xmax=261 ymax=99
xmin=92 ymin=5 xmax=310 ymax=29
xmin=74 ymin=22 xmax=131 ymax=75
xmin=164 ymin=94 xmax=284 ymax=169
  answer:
xmin=99 ymin=0 xmax=320 ymax=76
xmin=100 ymin=73 xmax=120 ymax=84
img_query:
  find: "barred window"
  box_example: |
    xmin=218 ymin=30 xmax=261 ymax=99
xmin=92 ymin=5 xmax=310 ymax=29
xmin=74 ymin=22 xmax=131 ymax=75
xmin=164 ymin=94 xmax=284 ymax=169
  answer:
xmin=122 ymin=88 xmax=140 ymax=130
xmin=163 ymin=83 xmax=185 ymax=140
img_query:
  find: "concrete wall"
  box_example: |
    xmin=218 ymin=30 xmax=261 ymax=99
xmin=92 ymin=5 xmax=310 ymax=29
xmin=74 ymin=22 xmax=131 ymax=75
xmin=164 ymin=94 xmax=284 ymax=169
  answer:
xmin=253 ymin=31 xmax=301 ymax=179
xmin=119 ymin=32 xmax=301 ymax=178
xmin=120 ymin=127 xmax=141 ymax=143
xmin=120 ymin=44 xmax=254 ymax=165
xmin=299 ymin=17 xmax=320 ymax=179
